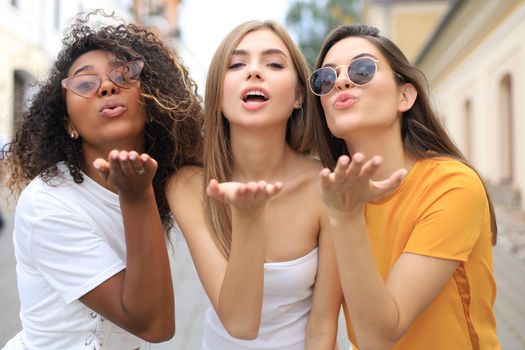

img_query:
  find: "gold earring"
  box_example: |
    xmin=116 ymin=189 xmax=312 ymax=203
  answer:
xmin=70 ymin=131 xmax=79 ymax=139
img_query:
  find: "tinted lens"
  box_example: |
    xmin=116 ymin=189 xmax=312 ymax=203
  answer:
xmin=348 ymin=58 xmax=376 ymax=85
xmin=309 ymin=67 xmax=336 ymax=96
xmin=66 ymin=75 xmax=100 ymax=98
xmin=109 ymin=61 xmax=143 ymax=88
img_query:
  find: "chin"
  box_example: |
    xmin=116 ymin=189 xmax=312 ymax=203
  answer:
xmin=327 ymin=119 xmax=364 ymax=138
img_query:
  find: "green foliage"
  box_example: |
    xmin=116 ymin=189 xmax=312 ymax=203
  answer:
xmin=286 ymin=0 xmax=360 ymax=69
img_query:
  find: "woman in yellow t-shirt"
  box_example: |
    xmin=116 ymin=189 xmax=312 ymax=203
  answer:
xmin=310 ymin=24 xmax=501 ymax=349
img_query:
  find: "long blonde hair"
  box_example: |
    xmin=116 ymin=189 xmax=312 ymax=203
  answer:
xmin=203 ymin=20 xmax=315 ymax=257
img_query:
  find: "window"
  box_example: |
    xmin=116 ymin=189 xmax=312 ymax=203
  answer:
xmin=499 ymin=74 xmax=514 ymax=183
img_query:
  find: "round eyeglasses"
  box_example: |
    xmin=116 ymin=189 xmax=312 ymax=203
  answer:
xmin=309 ymin=57 xmax=381 ymax=96
xmin=61 ymin=60 xmax=144 ymax=99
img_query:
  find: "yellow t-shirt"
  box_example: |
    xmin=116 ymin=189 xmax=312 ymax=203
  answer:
xmin=344 ymin=157 xmax=501 ymax=350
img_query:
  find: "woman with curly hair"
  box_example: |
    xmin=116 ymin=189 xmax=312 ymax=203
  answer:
xmin=2 ymin=11 xmax=203 ymax=350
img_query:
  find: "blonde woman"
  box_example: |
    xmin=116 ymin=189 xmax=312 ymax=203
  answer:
xmin=168 ymin=20 xmax=341 ymax=350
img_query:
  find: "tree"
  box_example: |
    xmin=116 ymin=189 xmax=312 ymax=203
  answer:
xmin=286 ymin=0 xmax=360 ymax=69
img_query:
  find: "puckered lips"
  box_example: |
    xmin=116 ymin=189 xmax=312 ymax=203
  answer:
xmin=99 ymin=100 xmax=127 ymax=118
xmin=240 ymin=86 xmax=270 ymax=111
xmin=333 ymin=92 xmax=358 ymax=110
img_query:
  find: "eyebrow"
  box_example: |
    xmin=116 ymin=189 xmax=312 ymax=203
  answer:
xmin=323 ymin=53 xmax=378 ymax=68
xmin=232 ymin=48 xmax=288 ymax=58
xmin=72 ymin=65 xmax=94 ymax=76
xmin=71 ymin=59 xmax=124 ymax=76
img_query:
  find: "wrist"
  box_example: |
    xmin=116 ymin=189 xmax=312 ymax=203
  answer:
xmin=326 ymin=205 xmax=365 ymax=221
xmin=118 ymin=184 xmax=156 ymax=203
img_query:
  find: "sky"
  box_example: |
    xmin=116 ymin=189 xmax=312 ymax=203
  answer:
xmin=177 ymin=0 xmax=292 ymax=95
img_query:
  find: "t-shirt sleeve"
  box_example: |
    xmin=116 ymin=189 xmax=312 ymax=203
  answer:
xmin=404 ymin=167 xmax=489 ymax=261
xmin=27 ymin=211 xmax=125 ymax=304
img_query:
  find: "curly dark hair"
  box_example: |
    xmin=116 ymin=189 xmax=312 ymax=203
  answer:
xmin=5 ymin=11 xmax=203 ymax=234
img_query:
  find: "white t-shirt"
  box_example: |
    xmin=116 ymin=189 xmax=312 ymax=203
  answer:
xmin=4 ymin=164 xmax=146 ymax=349
xmin=201 ymin=247 xmax=319 ymax=350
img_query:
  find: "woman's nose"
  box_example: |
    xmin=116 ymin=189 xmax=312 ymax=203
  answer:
xmin=97 ymin=76 xmax=120 ymax=97
xmin=246 ymin=64 xmax=263 ymax=81
xmin=334 ymin=68 xmax=352 ymax=91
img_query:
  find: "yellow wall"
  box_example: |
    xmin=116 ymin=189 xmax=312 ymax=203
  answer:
xmin=363 ymin=1 xmax=450 ymax=62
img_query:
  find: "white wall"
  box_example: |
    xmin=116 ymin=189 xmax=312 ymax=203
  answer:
xmin=431 ymin=5 xmax=525 ymax=208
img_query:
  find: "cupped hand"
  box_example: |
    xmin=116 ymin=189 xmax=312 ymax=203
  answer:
xmin=93 ymin=150 xmax=158 ymax=196
xmin=320 ymin=153 xmax=406 ymax=215
xmin=206 ymin=179 xmax=283 ymax=212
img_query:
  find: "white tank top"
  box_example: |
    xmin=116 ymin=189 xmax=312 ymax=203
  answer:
xmin=201 ymin=247 xmax=319 ymax=350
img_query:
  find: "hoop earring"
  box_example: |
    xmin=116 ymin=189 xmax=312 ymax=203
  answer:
xmin=70 ymin=131 xmax=79 ymax=139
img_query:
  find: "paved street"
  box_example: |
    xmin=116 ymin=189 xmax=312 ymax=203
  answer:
xmin=1 ymin=194 xmax=525 ymax=349
xmin=0 ymin=194 xmax=19 ymax=343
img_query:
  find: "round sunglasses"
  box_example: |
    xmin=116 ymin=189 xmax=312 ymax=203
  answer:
xmin=61 ymin=60 xmax=144 ymax=99
xmin=309 ymin=57 xmax=381 ymax=96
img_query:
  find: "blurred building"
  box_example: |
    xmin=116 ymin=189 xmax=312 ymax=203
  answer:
xmin=363 ymin=0 xmax=451 ymax=62
xmin=365 ymin=0 xmax=525 ymax=210
xmin=132 ymin=0 xmax=182 ymax=49
xmin=0 ymin=0 xmax=132 ymax=141
xmin=416 ymin=0 xmax=525 ymax=209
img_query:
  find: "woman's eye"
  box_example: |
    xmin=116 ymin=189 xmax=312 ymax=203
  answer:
xmin=75 ymin=81 xmax=97 ymax=91
xmin=228 ymin=62 xmax=244 ymax=69
xmin=268 ymin=62 xmax=284 ymax=69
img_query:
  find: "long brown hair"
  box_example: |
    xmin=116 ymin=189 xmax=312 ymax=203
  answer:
xmin=311 ymin=24 xmax=497 ymax=244
xmin=203 ymin=20 xmax=315 ymax=257
xmin=5 ymin=11 xmax=203 ymax=234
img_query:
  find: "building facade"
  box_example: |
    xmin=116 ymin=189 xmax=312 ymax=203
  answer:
xmin=363 ymin=0 xmax=451 ymax=62
xmin=416 ymin=0 xmax=525 ymax=209
xmin=364 ymin=0 xmax=525 ymax=209
xmin=132 ymin=0 xmax=181 ymax=49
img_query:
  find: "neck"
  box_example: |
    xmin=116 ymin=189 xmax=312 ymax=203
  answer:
xmin=230 ymin=124 xmax=291 ymax=182
xmin=343 ymin=125 xmax=416 ymax=180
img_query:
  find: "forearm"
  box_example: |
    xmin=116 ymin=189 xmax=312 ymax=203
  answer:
xmin=305 ymin=315 xmax=338 ymax=350
xmin=119 ymin=186 xmax=174 ymax=335
xmin=306 ymin=217 xmax=342 ymax=350
xmin=218 ymin=208 xmax=265 ymax=339
xmin=330 ymin=212 xmax=400 ymax=349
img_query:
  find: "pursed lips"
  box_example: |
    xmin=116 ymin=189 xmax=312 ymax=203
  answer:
xmin=333 ymin=93 xmax=358 ymax=110
xmin=99 ymin=101 xmax=127 ymax=117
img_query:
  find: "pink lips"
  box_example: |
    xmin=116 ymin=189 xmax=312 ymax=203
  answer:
xmin=99 ymin=101 xmax=126 ymax=118
xmin=240 ymin=86 xmax=270 ymax=111
xmin=334 ymin=93 xmax=358 ymax=110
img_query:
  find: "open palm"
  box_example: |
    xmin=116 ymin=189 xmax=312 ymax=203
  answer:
xmin=206 ymin=179 xmax=283 ymax=212
xmin=320 ymin=153 xmax=407 ymax=214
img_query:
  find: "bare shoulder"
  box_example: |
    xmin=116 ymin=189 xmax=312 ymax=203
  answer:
xmin=167 ymin=165 xmax=203 ymax=193
xmin=166 ymin=166 xmax=204 ymax=211
xmin=284 ymin=154 xmax=323 ymax=195
xmin=295 ymin=154 xmax=323 ymax=183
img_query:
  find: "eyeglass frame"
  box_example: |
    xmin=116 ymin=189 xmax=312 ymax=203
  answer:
xmin=308 ymin=56 xmax=403 ymax=96
xmin=61 ymin=60 xmax=144 ymax=99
